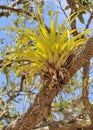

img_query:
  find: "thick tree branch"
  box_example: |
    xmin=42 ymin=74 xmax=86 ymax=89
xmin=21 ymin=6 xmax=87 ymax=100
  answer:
xmin=34 ymin=119 xmax=93 ymax=130
xmin=1 ymin=37 xmax=93 ymax=130
xmin=82 ymin=61 xmax=93 ymax=124
xmin=40 ymin=122 xmax=93 ymax=130
xmin=0 ymin=5 xmax=21 ymax=12
xmin=34 ymin=120 xmax=77 ymax=130
xmin=0 ymin=0 xmax=21 ymax=17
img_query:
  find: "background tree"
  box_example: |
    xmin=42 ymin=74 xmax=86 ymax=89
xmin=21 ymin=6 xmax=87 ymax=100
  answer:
xmin=0 ymin=0 xmax=93 ymax=130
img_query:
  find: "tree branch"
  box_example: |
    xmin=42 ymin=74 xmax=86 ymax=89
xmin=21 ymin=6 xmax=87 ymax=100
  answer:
xmin=9 ymin=0 xmax=22 ymax=7
xmin=85 ymin=13 xmax=93 ymax=29
xmin=0 ymin=5 xmax=34 ymax=17
xmin=34 ymin=120 xmax=77 ymax=130
xmin=34 ymin=119 xmax=93 ymax=130
xmin=82 ymin=61 xmax=93 ymax=124
xmin=67 ymin=0 xmax=78 ymax=36
xmin=7 ymin=75 xmax=25 ymax=103
xmin=0 ymin=104 xmax=8 ymax=120
xmin=58 ymin=0 xmax=68 ymax=19
xmin=0 ymin=5 xmax=50 ymax=34
xmin=1 ymin=37 xmax=93 ymax=130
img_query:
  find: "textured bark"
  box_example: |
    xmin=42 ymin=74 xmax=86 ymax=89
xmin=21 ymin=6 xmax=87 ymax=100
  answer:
xmin=49 ymin=124 xmax=93 ymax=130
xmin=67 ymin=0 xmax=78 ymax=36
xmin=34 ymin=121 xmax=93 ymax=130
xmin=49 ymin=125 xmax=93 ymax=130
xmin=49 ymin=123 xmax=77 ymax=130
xmin=2 ymin=37 xmax=93 ymax=130
xmin=82 ymin=61 xmax=93 ymax=124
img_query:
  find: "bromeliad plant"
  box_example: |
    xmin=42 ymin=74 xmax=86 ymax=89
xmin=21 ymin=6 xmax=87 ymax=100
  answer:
xmin=3 ymin=10 xmax=92 ymax=88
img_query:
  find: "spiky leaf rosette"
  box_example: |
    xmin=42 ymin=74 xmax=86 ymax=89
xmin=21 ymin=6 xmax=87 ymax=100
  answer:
xmin=3 ymin=10 xmax=92 ymax=85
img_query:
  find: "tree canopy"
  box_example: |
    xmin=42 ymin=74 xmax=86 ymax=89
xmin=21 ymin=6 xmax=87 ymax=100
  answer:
xmin=0 ymin=0 xmax=93 ymax=130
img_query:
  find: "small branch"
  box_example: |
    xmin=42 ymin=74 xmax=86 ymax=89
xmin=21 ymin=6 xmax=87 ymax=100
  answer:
xmin=7 ymin=75 xmax=25 ymax=103
xmin=0 ymin=104 xmax=8 ymax=120
xmin=85 ymin=13 xmax=93 ymax=29
xmin=0 ymin=75 xmax=25 ymax=120
xmin=58 ymin=0 xmax=68 ymax=19
xmin=0 ymin=5 xmax=34 ymax=17
xmin=0 ymin=59 xmax=3 ymax=68
xmin=0 ymin=5 xmax=21 ymax=12
xmin=0 ymin=59 xmax=31 ymax=68
xmin=10 ymin=0 xmax=22 ymax=7
xmin=0 ymin=5 xmax=50 ymax=32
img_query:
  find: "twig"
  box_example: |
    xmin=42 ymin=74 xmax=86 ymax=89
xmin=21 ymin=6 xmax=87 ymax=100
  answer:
xmin=57 ymin=0 xmax=68 ymax=19
xmin=0 ymin=5 xmax=50 ymax=32
xmin=0 ymin=104 xmax=8 ymax=120
xmin=0 ymin=5 xmax=34 ymax=17
xmin=10 ymin=0 xmax=22 ymax=7
xmin=85 ymin=13 xmax=93 ymax=29
xmin=7 ymin=75 xmax=25 ymax=103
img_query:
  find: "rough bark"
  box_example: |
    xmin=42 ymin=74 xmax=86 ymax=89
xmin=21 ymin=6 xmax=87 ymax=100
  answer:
xmin=82 ymin=61 xmax=93 ymax=124
xmin=67 ymin=0 xmax=78 ymax=36
xmin=2 ymin=37 xmax=93 ymax=130
xmin=34 ymin=120 xmax=93 ymax=130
